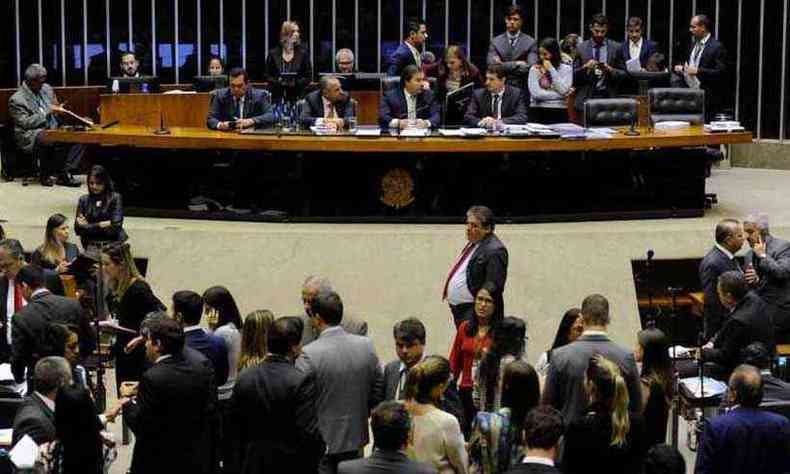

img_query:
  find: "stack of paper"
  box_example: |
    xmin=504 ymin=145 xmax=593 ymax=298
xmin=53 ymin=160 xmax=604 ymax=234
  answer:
xmin=679 ymin=377 xmax=728 ymax=399
xmin=460 ymin=128 xmax=487 ymax=137
xmin=399 ymin=128 xmax=430 ymax=137
xmin=655 ymin=121 xmax=691 ymax=130
xmin=705 ymin=121 xmax=745 ymax=132
xmin=438 ymin=129 xmax=464 ymax=137
xmin=354 ymin=128 xmax=381 ymax=137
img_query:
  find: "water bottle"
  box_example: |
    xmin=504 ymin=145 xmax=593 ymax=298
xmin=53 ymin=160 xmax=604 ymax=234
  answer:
xmin=111 ymin=79 xmax=120 ymax=94
xmin=348 ymin=99 xmax=358 ymax=134
xmin=141 ymin=82 xmax=149 ymax=94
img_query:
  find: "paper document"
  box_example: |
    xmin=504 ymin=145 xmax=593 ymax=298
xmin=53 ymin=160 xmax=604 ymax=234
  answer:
xmin=460 ymin=128 xmax=487 ymax=137
xmin=626 ymin=57 xmax=642 ymax=73
xmin=9 ymin=435 xmax=38 ymax=469
xmin=683 ymin=63 xmax=701 ymax=89
xmin=354 ymin=128 xmax=381 ymax=137
xmin=438 ymin=129 xmax=464 ymax=137
xmin=679 ymin=377 xmax=728 ymax=399
xmin=399 ymin=128 xmax=430 ymax=137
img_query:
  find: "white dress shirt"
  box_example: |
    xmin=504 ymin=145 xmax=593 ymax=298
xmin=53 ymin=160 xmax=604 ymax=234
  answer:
xmin=315 ymin=96 xmax=337 ymax=126
xmin=390 ymin=89 xmax=420 ymax=128
xmin=446 ymin=243 xmax=478 ymax=306
xmin=490 ymin=91 xmax=504 ymax=120
xmin=690 ymin=33 xmax=711 ymax=68
xmin=6 ymin=278 xmax=27 ymax=344
xmin=522 ymin=456 xmax=555 ymax=466
xmin=629 ymin=38 xmax=643 ymax=62
xmin=405 ymin=41 xmax=421 ymax=68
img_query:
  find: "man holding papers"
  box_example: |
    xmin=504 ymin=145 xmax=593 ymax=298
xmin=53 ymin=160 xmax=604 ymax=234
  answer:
xmin=464 ymin=64 xmax=528 ymax=128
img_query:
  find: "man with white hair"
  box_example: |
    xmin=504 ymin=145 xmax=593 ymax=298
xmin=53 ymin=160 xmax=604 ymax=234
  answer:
xmin=8 ymin=64 xmax=81 ymax=187
xmin=298 ymin=275 xmax=368 ymax=345
xmin=336 ymin=49 xmax=355 ymax=73
xmin=743 ymin=213 xmax=790 ymax=340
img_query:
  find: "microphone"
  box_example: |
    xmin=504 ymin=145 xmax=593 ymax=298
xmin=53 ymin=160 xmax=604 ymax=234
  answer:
xmin=152 ymin=111 xmax=171 ymax=135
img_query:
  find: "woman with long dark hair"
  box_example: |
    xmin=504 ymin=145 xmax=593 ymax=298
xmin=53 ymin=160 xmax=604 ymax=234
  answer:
xmin=636 ymin=326 xmax=673 ymax=446
xmin=469 ymin=359 xmax=540 ymax=473
xmin=75 ymin=165 xmax=127 ymax=251
xmin=563 ymin=355 xmax=648 ymax=474
xmin=31 ymin=213 xmax=79 ymax=273
xmin=535 ymin=308 xmax=583 ymax=376
xmin=528 ymin=37 xmax=573 ymax=123
xmin=204 ymin=285 xmax=243 ymax=399
xmin=476 ymin=316 xmax=527 ymax=411
xmin=449 ymin=281 xmax=504 ymax=434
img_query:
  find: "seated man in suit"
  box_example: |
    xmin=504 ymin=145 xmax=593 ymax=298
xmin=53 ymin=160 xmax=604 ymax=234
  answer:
xmin=122 ymin=319 xmax=215 ymax=474
xmin=700 ymin=271 xmax=775 ymax=378
xmin=11 ymin=264 xmax=95 ymax=389
xmin=741 ymin=342 xmax=790 ymax=405
xmin=298 ymin=275 xmax=367 ymax=346
xmin=695 ymin=365 xmax=790 ymax=474
xmin=339 ymin=401 xmax=436 ymax=474
xmin=505 ymin=406 xmax=564 ymax=474
xmin=379 ymin=65 xmax=440 ymax=130
xmin=572 ymin=13 xmax=626 ymax=112
xmin=173 ymin=290 xmax=229 ymax=388
xmin=387 ymin=19 xmax=428 ymax=77
xmin=464 ymin=64 xmax=528 ymax=128
xmin=12 ymin=356 xmax=71 ymax=446
xmin=300 ymin=75 xmax=354 ymax=131
xmin=207 ymin=67 xmax=274 ymax=131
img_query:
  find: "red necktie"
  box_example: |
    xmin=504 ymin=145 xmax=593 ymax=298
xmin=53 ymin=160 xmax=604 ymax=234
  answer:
xmin=442 ymin=242 xmax=475 ymax=301
xmin=13 ymin=281 xmax=24 ymax=313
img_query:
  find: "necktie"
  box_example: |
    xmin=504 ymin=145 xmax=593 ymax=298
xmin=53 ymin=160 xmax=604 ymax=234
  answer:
xmin=492 ymin=95 xmax=501 ymax=119
xmin=510 ymin=35 xmax=518 ymax=49
xmin=594 ymin=44 xmax=602 ymax=62
xmin=692 ymin=41 xmax=702 ymax=64
xmin=234 ymin=98 xmax=241 ymax=119
xmin=13 ymin=281 xmax=24 ymax=313
xmin=442 ymin=242 xmax=476 ymax=300
xmin=326 ymin=102 xmax=336 ymax=119
xmin=408 ymin=95 xmax=417 ymax=120
xmin=397 ymin=367 xmax=408 ymax=400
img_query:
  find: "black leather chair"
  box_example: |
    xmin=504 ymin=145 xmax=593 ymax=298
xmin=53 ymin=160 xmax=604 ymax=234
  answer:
xmin=648 ymin=87 xmax=705 ymax=125
xmin=583 ymin=98 xmax=639 ymax=128
xmin=761 ymin=401 xmax=790 ymax=421
xmin=381 ymin=76 xmax=436 ymax=95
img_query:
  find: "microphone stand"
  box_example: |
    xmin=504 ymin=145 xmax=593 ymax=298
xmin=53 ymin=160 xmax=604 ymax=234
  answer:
xmin=667 ymin=285 xmax=683 ymax=448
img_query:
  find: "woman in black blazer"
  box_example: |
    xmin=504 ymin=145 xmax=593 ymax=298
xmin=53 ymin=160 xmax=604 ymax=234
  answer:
xmin=74 ymin=165 xmax=127 ymax=251
xmin=31 ymin=213 xmax=80 ymax=273
xmin=265 ymin=20 xmax=313 ymax=102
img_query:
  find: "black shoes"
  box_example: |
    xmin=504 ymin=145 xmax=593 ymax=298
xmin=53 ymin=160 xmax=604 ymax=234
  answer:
xmin=56 ymin=174 xmax=81 ymax=187
xmin=40 ymin=176 xmax=54 ymax=187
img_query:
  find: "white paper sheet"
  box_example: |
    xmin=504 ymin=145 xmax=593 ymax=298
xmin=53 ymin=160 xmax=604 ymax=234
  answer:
xmin=9 ymin=434 xmax=38 ymax=468
xmin=626 ymin=57 xmax=642 ymax=72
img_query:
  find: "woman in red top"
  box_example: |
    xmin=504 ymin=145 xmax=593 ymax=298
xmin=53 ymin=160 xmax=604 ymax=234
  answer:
xmin=449 ymin=281 xmax=504 ymax=436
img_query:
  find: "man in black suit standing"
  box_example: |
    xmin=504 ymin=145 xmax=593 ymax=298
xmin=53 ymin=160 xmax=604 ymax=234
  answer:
xmin=573 ymin=13 xmax=626 ymax=112
xmin=379 ymin=65 xmax=440 ymax=130
xmin=12 ymin=356 xmax=71 ymax=446
xmin=442 ymin=205 xmax=508 ymax=327
xmin=673 ymin=14 xmax=728 ymax=120
xmin=339 ymin=401 xmax=437 ymax=474
xmin=172 ymin=290 xmax=229 ymax=388
xmin=299 ymin=75 xmax=355 ymax=131
xmin=700 ymin=271 xmax=775 ymax=377
xmin=487 ymin=5 xmax=538 ymax=91
xmin=505 ymin=406 xmax=564 ymax=474
xmin=622 ymin=17 xmax=659 ymax=69
xmin=542 ymin=294 xmax=642 ymax=422
xmin=11 ymin=264 xmax=95 ymax=390
xmin=122 ymin=319 xmax=215 ymax=474
xmin=229 ymin=316 xmax=325 ymax=474
xmin=464 ymin=64 xmax=527 ymax=128
xmin=0 ymin=239 xmax=66 ymax=362
xmin=699 ymin=219 xmax=746 ymax=340
xmin=387 ymin=19 xmax=428 ymax=77
xmin=206 ymin=67 xmax=274 ymax=131
xmin=743 ymin=214 xmax=790 ymax=340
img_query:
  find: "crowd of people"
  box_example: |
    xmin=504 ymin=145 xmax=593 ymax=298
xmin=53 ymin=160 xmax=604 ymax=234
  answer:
xmin=0 ymin=187 xmax=789 ymax=474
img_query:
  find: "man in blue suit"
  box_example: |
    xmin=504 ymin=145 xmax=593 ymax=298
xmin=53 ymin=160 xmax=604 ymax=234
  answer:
xmin=387 ymin=19 xmax=428 ymax=77
xmin=206 ymin=67 xmax=274 ymax=131
xmin=173 ymin=290 xmax=229 ymax=388
xmin=695 ymin=365 xmax=790 ymax=474
xmin=379 ymin=65 xmax=440 ymax=130
xmin=622 ymin=17 xmax=659 ymax=69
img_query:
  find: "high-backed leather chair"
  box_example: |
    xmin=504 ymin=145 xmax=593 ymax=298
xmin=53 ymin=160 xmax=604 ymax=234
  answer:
xmin=648 ymin=88 xmax=705 ymax=125
xmin=583 ymin=98 xmax=638 ymax=128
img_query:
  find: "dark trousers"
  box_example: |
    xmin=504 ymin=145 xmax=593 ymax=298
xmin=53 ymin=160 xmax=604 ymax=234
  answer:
xmin=319 ymin=449 xmax=363 ymax=474
xmin=450 ymin=303 xmax=474 ymax=328
xmin=458 ymin=386 xmax=477 ymax=438
xmin=33 ymin=133 xmax=83 ymax=178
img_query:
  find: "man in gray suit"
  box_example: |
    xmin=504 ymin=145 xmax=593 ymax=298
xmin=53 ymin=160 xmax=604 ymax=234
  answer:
xmin=573 ymin=13 xmax=626 ymax=111
xmin=8 ymin=64 xmax=81 ymax=187
xmin=296 ymin=290 xmax=384 ymax=474
xmin=298 ymin=275 xmax=368 ymax=345
xmin=338 ymin=401 xmax=437 ymax=474
xmin=542 ymin=294 xmax=642 ymax=422
xmin=487 ymin=5 xmax=538 ymax=91
xmin=12 ymin=356 xmax=72 ymax=446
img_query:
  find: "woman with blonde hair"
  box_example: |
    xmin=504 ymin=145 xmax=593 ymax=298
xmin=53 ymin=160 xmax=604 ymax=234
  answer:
xmin=265 ymin=20 xmax=312 ymax=100
xmin=404 ymin=355 xmax=468 ymax=474
xmin=238 ymin=309 xmax=275 ymax=371
xmin=31 ymin=213 xmax=79 ymax=273
xmin=562 ymin=355 xmax=648 ymax=474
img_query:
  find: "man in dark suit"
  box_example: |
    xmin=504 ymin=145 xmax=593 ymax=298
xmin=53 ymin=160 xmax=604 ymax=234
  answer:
xmin=229 ymin=316 xmax=325 ymax=474
xmin=486 ymin=5 xmax=538 ymax=91
xmin=672 ymin=14 xmax=728 ymax=120
xmin=0 ymin=239 xmax=66 ymax=362
xmin=573 ymin=13 xmax=626 ymax=111
xmin=11 ymin=264 xmax=95 ymax=389
xmin=339 ymin=401 xmax=436 ymax=474
xmin=700 ymin=219 xmax=747 ymax=340
xmin=12 ymin=356 xmax=71 ymax=446
xmin=387 ymin=19 xmax=428 ymax=77
xmin=622 ymin=17 xmax=659 ymax=69
xmin=383 ymin=318 xmax=464 ymax=426
xmin=743 ymin=214 xmax=790 ymax=340
xmin=442 ymin=205 xmax=508 ymax=327
xmin=701 ymin=271 xmax=775 ymax=377
xmin=299 ymin=75 xmax=355 ymax=130
xmin=206 ymin=67 xmax=274 ymax=131
xmin=695 ymin=365 xmax=790 ymax=474
xmin=379 ymin=65 xmax=440 ymax=130
xmin=464 ymin=64 xmax=527 ymax=128
xmin=505 ymin=406 xmax=564 ymax=474
xmin=122 ymin=319 xmax=215 ymax=474
xmin=298 ymin=275 xmax=368 ymax=346
xmin=542 ymin=294 xmax=642 ymax=422
xmin=296 ymin=290 xmax=384 ymax=474
xmin=172 ymin=290 xmax=229 ymax=388
xmin=741 ymin=342 xmax=790 ymax=405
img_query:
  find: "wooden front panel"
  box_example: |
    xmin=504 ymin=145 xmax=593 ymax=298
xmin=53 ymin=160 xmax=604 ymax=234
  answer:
xmin=350 ymin=90 xmax=380 ymax=125
xmin=100 ymin=93 xmax=211 ymax=128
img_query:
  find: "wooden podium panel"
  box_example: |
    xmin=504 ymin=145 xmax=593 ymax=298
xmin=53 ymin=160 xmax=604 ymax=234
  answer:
xmin=350 ymin=90 xmax=380 ymax=125
xmin=100 ymin=93 xmax=212 ymax=128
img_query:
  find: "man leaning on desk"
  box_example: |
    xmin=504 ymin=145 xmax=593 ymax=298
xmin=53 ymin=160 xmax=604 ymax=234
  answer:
xmin=206 ymin=67 xmax=274 ymax=131
xmin=300 ymin=75 xmax=354 ymax=131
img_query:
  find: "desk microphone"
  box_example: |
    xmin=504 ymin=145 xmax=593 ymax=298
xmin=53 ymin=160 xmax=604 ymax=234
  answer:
xmin=624 ymin=111 xmax=640 ymax=136
xmin=396 ymin=104 xmax=430 ymax=139
xmin=152 ymin=111 xmax=171 ymax=135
